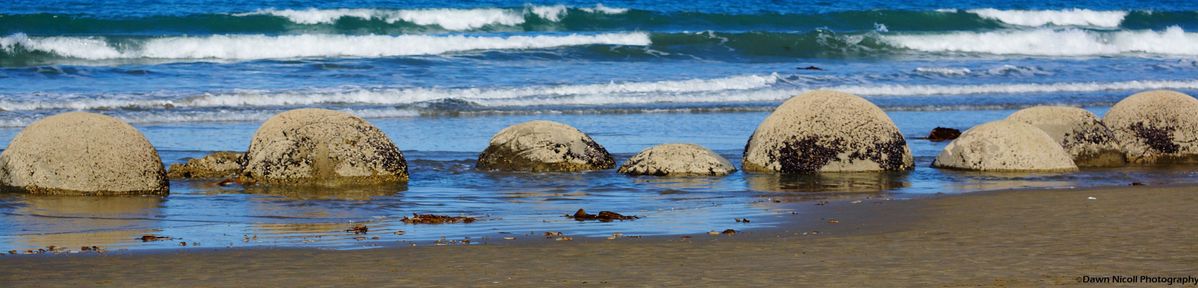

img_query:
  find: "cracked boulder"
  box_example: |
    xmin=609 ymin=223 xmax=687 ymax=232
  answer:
xmin=618 ymin=144 xmax=736 ymax=176
xmin=0 ymin=112 xmax=168 ymax=195
xmin=1104 ymin=90 xmax=1198 ymax=164
xmin=742 ymin=90 xmax=914 ymax=173
xmin=476 ymin=120 xmax=614 ymax=172
xmin=239 ymin=109 xmax=407 ymax=186
xmin=932 ymin=120 xmax=1078 ymax=171
xmin=1007 ymin=106 xmax=1126 ymax=167
xmin=167 ymin=151 xmax=244 ymax=179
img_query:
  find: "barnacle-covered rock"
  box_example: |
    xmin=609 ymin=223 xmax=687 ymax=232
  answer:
xmin=1007 ymin=106 xmax=1125 ymax=167
xmin=239 ymin=109 xmax=407 ymax=186
xmin=618 ymin=144 xmax=735 ymax=176
xmin=476 ymin=120 xmax=614 ymax=172
xmin=1104 ymin=90 xmax=1198 ymax=164
xmin=932 ymin=120 xmax=1078 ymax=171
xmin=167 ymin=151 xmax=244 ymax=179
xmin=742 ymin=90 xmax=913 ymax=173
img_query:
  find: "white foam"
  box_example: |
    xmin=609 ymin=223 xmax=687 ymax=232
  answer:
xmin=527 ymin=5 xmax=568 ymax=21
xmin=238 ymin=8 xmax=375 ymax=24
xmin=390 ymin=9 xmax=524 ymax=30
xmin=967 ymin=8 xmax=1128 ymax=28
xmin=239 ymin=8 xmax=524 ymax=30
xmin=0 ymin=33 xmax=122 ymax=59
xmin=6 ymin=76 xmax=1198 ymax=114
xmin=914 ymin=67 xmax=971 ymax=76
xmin=239 ymin=6 xmax=589 ymax=30
xmin=579 ymin=4 xmax=628 ymax=14
xmin=831 ymin=79 xmax=1198 ymax=96
xmin=1 ymin=32 xmax=651 ymax=60
xmin=0 ymin=74 xmax=779 ymax=111
xmin=883 ymin=26 xmax=1198 ymax=56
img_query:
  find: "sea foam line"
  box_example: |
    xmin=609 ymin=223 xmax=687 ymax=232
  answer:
xmin=0 ymin=32 xmax=651 ymax=60
xmin=236 ymin=4 xmax=627 ymax=30
xmin=883 ymin=26 xmax=1198 ymax=56
xmin=2 ymin=76 xmax=1196 ymax=112
xmin=965 ymin=8 xmax=1129 ymax=28
xmin=0 ymin=74 xmax=780 ymax=111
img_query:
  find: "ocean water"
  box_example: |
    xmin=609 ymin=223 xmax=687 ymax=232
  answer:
xmin=1 ymin=0 xmax=1197 ymax=251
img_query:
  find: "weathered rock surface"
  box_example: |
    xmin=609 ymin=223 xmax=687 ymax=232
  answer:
xmin=1104 ymin=90 xmax=1198 ymax=164
xmin=1008 ymin=106 xmax=1126 ymax=167
xmin=476 ymin=120 xmax=614 ymax=172
xmin=0 ymin=112 xmax=168 ymax=195
xmin=239 ymin=109 xmax=407 ymax=186
xmin=167 ymin=152 xmax=244 ymax=179
xmin=618 ymin=144 xmax=736 ymax=176
xmin=932 ymin=120 xmax=1078 ymax=171
xmin=742 ymin=90 xmax=914 ymax=173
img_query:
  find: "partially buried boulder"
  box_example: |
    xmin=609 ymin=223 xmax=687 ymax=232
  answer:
xmin=927 ymin=127 xmax=961 ymax=142
xmin=0 ymin=112 xmax=168 ymax=195
xmin=1103 ymin=90 xmax=1198 ymax=164
xmin=239 ymin=109 xmax=407 ymax=186
xmin=932 ymin=119 xmax=1078 ymax=171
xmin=1007 ymin=106 xmax=1126 ymax=167
xmin=742 ymin=90 xmax=914 ymax=173
xmin=618 ymin=144 xmax=736 ymax=176
xmin=476 ymin=120 xmax=614 ymax=172
xmin=167 ymin=151 xmax=244 ymax=179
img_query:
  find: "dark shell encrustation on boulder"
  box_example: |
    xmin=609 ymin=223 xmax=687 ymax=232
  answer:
xmin=742 ymin=90 xmax=914 ymax=173
xmin=1104 ymin=90 xmax=1198 ymax=164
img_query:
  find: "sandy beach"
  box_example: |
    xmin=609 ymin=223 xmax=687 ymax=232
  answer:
xmin=2 ymin=184 xmax=1195 ymax=287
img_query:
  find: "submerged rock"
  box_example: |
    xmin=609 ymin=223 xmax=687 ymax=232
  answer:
xmin=476 ymin=120 xmax=614 ymax=172
xmin=927 ymin=127 xmax=961 ymax=142
xmin=618 ymin=143 xmax=736 ymax=176
xmin=1007 ymin=106 xmax=1126 ymax=167
xmin=932 ymin=120 xmax=1078 ymax=171
xmin=239 ymin=109 xmax=407 ymax=186
xmin=742 ymin=90 xmax=914 ymax=173
xmin=1104 ymin=90 xmax=1198 ymax=164
xmin=0 ymin=112 xmax=168 ymax=195
xmin=167 ymin=151 xmax=244 ymax=179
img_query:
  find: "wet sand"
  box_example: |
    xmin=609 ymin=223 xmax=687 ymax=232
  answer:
xmin=2 ymin=184 xmax=1197 ymax=287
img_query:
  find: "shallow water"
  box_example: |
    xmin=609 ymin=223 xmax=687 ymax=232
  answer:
xmin=1 ymin=108 xmax=1197 ymax=252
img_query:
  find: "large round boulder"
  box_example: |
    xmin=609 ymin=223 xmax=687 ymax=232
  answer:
xmin=932 ymin=120 xmax=1078 ymax=171
xmin=239 ymin=109 xmax=407 ymax=186
xmin=476 ymin=120 xmax=614 ymax=172
xmin=1104 ymin=90 xmax=1198 ymax=164
xmin=1007 ymin=106 xmax=1126 ymax=167
xmin=742 ymin=90 xmax=913 ymax=173
xmin=618 ymin=144 xmax=736 ymax=176
xmin=0 ymin=112 xmax=168 ymax=195
xmin=167 ymin=151 xmax=244 ymax=179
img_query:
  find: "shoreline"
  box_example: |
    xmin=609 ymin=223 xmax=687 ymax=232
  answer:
xmin=3 ymin=183 xmax=1196 ymax=286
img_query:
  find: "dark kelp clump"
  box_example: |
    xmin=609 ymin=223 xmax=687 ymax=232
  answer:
xmin=400 ymin=214 xmax=477 ymax=224
xmin=567 ymin=209 xmax=639 ymax=222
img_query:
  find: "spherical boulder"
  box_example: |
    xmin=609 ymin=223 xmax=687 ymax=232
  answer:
xmin=618 ymin=144 xmax=736 ymax=176
xmin=0 ymin=112 xmax=168 ymax=195
xmin=239 ymin=109 xmax=407 ymax=186
xmin=742 ymin=90 xmax=913 ymax=173
xmin=476 ymin=120 xmax=614 ymax=172
xmin=932 ymin=120 xmax=1078 ymax=171
xmin=1104 ymin=90 xmax=1198 ymax=164
xmin=1007 ymin=106 xmax=1126 ymax=167
xmin=167 ymin=151 xmax=244 ymax=179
